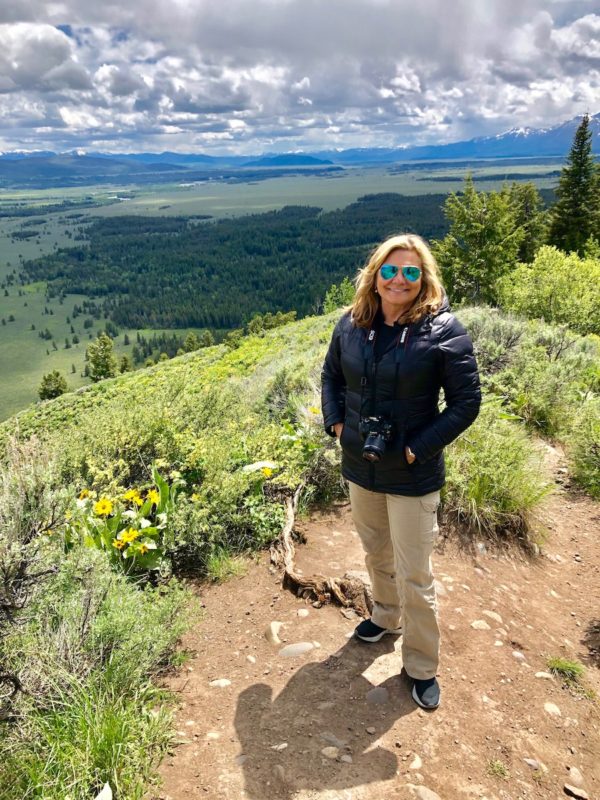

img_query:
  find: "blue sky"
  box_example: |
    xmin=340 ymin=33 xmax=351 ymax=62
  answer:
xmin=0 ymin=0 xmax=599 ymax=154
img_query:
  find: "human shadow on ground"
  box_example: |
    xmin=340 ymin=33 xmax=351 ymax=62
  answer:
xmin=234 ymin=636 xmax=418 ymax=799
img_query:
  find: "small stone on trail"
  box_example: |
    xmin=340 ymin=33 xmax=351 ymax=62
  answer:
xmin=340 ymin=754 xmax=353 ymax=764
xmin=297 ymin=609 xmax=310 ymax=618
xmin=265 ymin=621 xmax=284 ymax=644
xmin=246 ymin=655 xmax=256 ymax=664
xmin=321 ymin=746 xmax=340 ymax=760
xmin=279 ymin=642 xmax=314 ymax=657
xmin=271 ymin=742 xmax=288 ymax=751
xmin=567 ymin=766 xmax=584 ymax=787
xmin=535 ymin=671 xmax=554 ymax=680
xmin=544 ymin=702 xmax=561 ymax=716
xmin=564 ymin=785 xmax=589 ymax=799
xmin=366 ymin=726 xmax=376 ymax=734
xmin=494 ymin=640 xmax=503 ymax=647
xmin=523 ymin=758 xmax=542 ymax=770
xmin=407 ymin=785 xmax=442 ymax=800
xmin=434 ymin=580 xmax=447 ymax=597
xmin=482 ymin=610 xmax=503 ymax=624
xmin=471 ymin=620 xmax=491 ymax=630
xmin=366 ymin=687 xmax=389 ymax=705
xmin=512 ymin=650 xmax=526 ymax=661
xmin=209 ymin=679 xmax=231 ymax=688
xmin=235 ymin=754 xmax=247 ymax=765
xmin=410 ymin=755 xmax=423 ymax=770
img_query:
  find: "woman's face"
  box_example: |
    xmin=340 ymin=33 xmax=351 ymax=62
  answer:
xmin=375 ymin=248 xmax=423 ymax=317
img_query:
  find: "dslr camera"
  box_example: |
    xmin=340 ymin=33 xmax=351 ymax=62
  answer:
xmin=359 ymin=416 xmax=395 ymax=463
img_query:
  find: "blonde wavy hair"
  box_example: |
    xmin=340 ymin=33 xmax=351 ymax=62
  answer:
xmin=351 ymin=234 xmax=444 ymax=328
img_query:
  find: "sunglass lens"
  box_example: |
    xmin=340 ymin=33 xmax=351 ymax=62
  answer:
xmin=380 ymin=264 xmax=398 ymax=280
xmin=403 ymin=266 xmax=421 ymax=282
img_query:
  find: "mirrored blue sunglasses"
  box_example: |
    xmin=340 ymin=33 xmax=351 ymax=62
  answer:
xmin=380 ymin=263 xmax=422 ymax=282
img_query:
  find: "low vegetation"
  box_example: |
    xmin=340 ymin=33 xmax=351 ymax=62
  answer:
xmin=0 ymin=292 xmax=597 ymax=799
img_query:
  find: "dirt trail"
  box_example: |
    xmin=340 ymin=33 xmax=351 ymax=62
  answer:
xmin=155 ymin=454 xmax=600 ymax=800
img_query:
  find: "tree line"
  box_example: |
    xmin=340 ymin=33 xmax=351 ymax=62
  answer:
xmin=23 ymin=194 xmax=449 ymax=329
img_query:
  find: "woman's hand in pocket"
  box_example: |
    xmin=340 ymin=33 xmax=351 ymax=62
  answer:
xmin=333 ymin=422 xmax=344 ymax=439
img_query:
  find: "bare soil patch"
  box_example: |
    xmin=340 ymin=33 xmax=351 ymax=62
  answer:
xmin=154 ymin=468 xmax=600 ymax=800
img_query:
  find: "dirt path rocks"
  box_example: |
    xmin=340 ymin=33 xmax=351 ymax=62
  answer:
xmin=155 ymin=486 xmax=600 ymax=800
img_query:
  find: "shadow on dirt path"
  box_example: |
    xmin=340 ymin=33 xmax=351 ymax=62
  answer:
xmin=234 ymin=637 xmax=416 ymax=799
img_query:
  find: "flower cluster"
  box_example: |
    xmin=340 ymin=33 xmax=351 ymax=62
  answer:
xmin=65 ymin=466 xmax=178 ymax=573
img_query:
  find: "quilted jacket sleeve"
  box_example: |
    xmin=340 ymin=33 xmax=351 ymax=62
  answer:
xmin=321 ymin=317 xmax=347 ymax=436
xmin=407 ymin=314 xmax=481 ymax=463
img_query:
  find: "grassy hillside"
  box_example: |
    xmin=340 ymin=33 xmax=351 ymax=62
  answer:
xmin=1 ymin=305 xmax=598 ymax=799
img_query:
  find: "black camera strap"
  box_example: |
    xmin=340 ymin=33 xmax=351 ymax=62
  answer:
xmin=360 ymin=322 xmax=410 ymax=418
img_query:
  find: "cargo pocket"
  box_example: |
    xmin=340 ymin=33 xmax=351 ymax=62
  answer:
xmin=419 ymin=492 xmax=441 ymax=514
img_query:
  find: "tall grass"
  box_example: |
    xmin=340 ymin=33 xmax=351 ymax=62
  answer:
xmin=444 ymin=401 xmax=551 ymax=543
xmin=0 ymin=547 xmax=191 ymax=800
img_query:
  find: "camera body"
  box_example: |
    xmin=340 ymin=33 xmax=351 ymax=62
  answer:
xmin=359 ymin=416 xmax=395 ymax=462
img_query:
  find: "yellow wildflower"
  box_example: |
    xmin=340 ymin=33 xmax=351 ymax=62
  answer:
xmin=308 ymin=406 xmax=320 ymax=415
xmin=261 ymin=467 xmax=273 ymax=478
xmin=78 ymin=488 xmax=91 ymax=500
xmin=139 ymin=543 xmax=149 ymax=555
xmin=191 ymin=493 xmax=200 ymax=502
xmin=146 ymin=489 xmax=160 ymax=505
xmin=120 ymin=528 xmax=140 ymax=544
xmin=123 ymin=489 xmax=143 ymax=507
xmin=112 ymin=539 xmax=125 ymax=550
xmin=94 ymin=498 xmax=113 ymax=517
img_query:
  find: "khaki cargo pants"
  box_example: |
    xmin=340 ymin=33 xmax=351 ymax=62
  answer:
xmin=348 ymin=481 xmax=441 ymax=680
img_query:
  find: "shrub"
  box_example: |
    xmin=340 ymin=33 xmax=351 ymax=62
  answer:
xmin=457 ymin=306 xmax=525 ymax=374
xmin=38 ymin=370 xmax=68 ymax=400
xmin=565 ymin=396 xmax=600 ymax=497
xmin=0 ymin=546 xmax=191 ymax=800
xmin=443 ymin=402 xmax=550 ymax=542
xmin=497 ymin=246 xmax=600 ymax=335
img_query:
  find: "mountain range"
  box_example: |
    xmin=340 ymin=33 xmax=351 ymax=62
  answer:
xmin=1 ymin=113 xmax=597 ymax=188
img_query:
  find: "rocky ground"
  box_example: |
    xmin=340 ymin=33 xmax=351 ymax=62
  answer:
xmin=155 ymin=452 xmax=599 ymax=800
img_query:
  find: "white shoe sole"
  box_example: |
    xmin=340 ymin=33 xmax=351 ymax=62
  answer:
xmin=355 ymin=627 xmax=402 ymax=643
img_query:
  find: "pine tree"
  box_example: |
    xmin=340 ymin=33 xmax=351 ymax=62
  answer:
xmin=432 ymin=176 xmax=524 ymax=304
xmin=199 ymin=329 xmax=215 ymax=347
xmin=86 ymin=332 xmax=118 ymax=382
xmin=38 ymin=370 xmax=67 ymax=400
xmin=548 ymin=114 xmax=600 ymax=255
xmin=184 ymin=331 xmax=201 ymax=352
xmin=119 ymin=354 xmax=133 ymax=373
xmin=509 ymin=182 xmax=547 ymax=263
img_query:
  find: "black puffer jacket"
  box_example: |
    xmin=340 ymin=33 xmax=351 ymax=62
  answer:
xmin=321 ymin=299 xmax=481 ymax=496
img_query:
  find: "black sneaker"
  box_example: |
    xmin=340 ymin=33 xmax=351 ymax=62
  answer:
xmin=354 ymin=618 xmax=402 ymax=643
xmin=411 ymin=677 xmax=440 ymax=710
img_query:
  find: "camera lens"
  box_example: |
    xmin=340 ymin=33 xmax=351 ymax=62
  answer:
xmin=362 ymin=432 xmax=385 ymax=462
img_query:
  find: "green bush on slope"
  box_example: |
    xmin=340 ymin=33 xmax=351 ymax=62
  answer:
xmin=496 ymin=246 xmax=600 ymax=336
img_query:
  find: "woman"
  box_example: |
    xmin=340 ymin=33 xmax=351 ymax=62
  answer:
xmin=321 ymin=233 xmax=480 ymax=710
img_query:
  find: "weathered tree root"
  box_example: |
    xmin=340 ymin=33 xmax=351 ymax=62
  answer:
xmin=270 ymin=487 xmax=372 ymax=618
